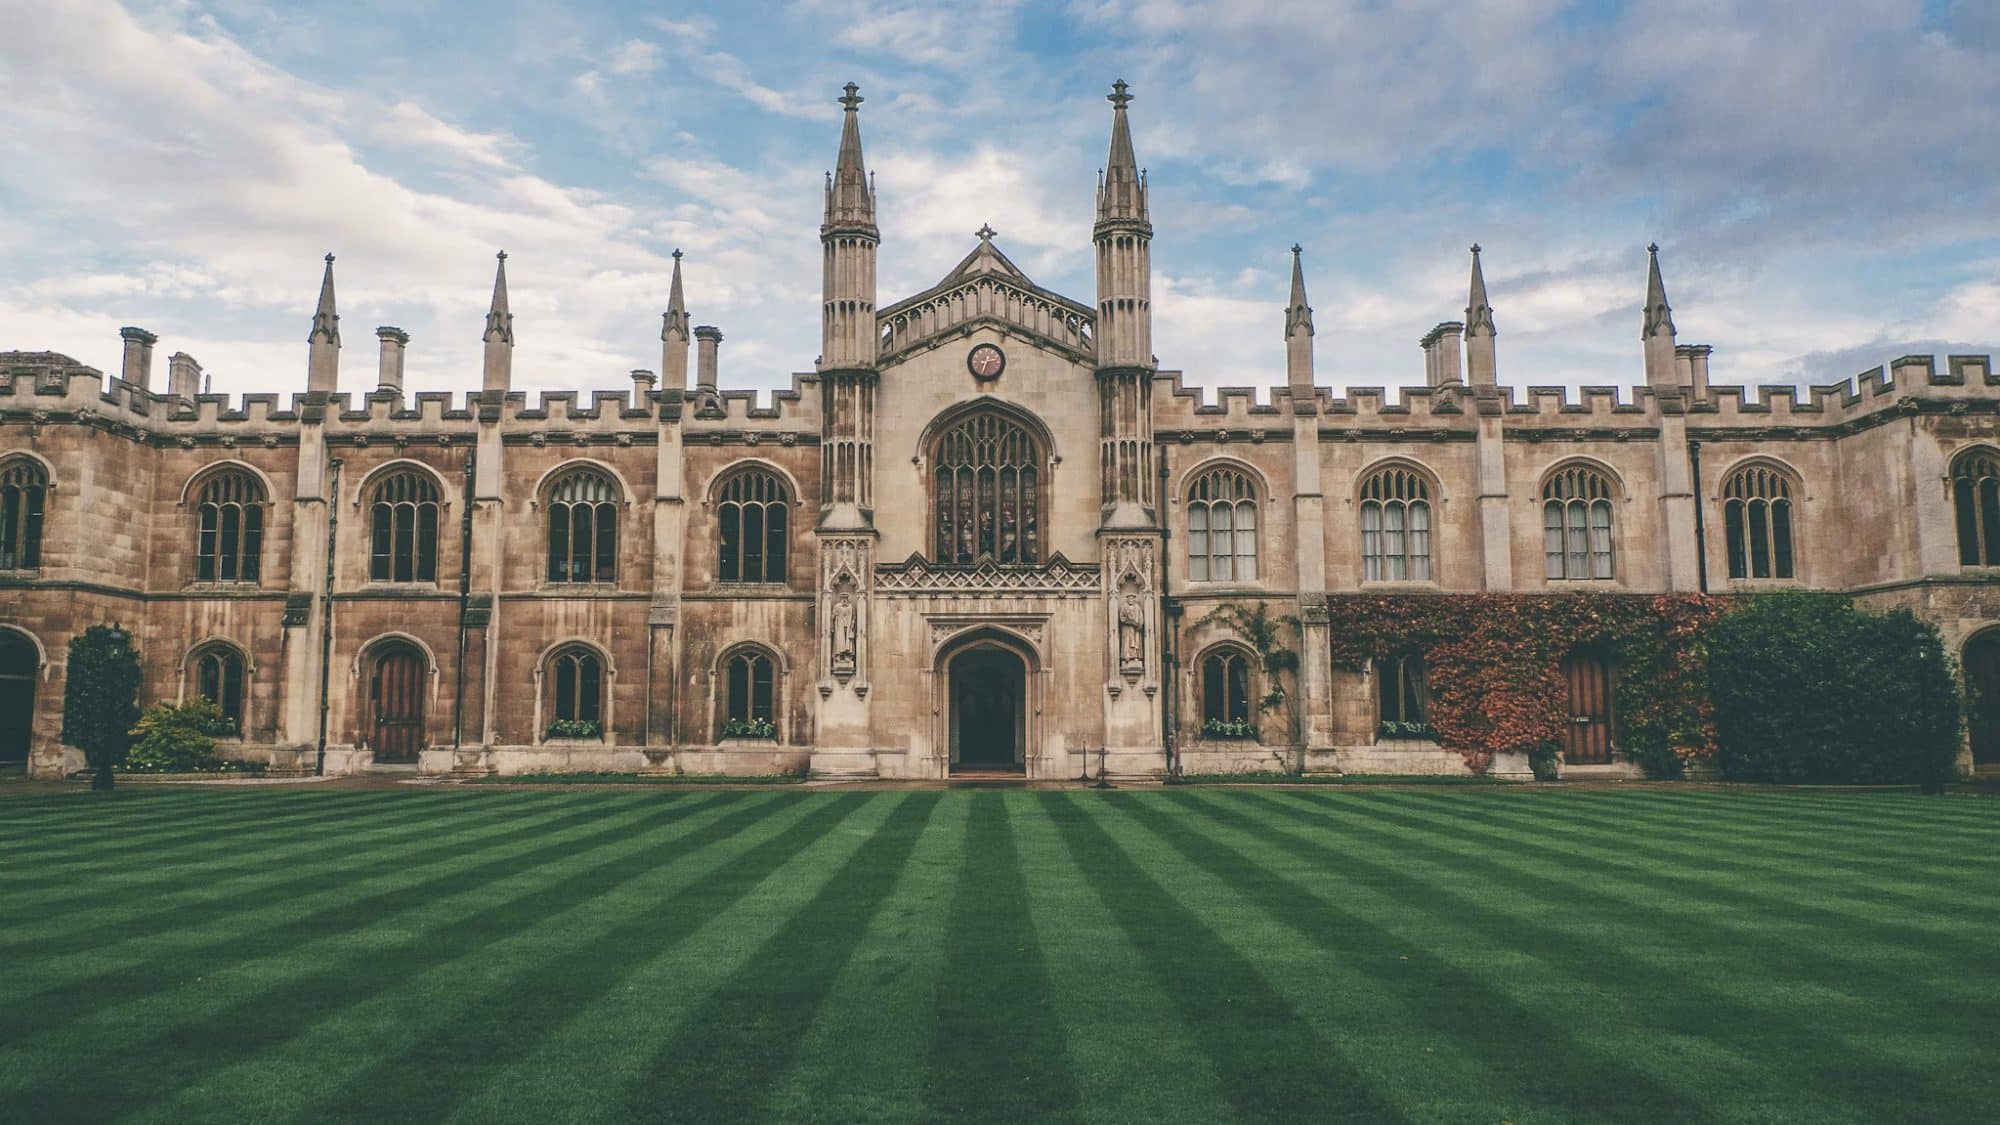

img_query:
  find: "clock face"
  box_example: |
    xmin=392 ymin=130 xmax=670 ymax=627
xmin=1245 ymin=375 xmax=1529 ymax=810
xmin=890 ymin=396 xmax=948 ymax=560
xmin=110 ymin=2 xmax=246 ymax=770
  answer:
xmin=967 ymin=343 xmax=1005 ymax=379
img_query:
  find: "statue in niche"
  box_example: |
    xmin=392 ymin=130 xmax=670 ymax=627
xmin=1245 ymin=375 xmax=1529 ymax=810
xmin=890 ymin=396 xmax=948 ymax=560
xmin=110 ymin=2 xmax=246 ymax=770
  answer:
xmin=831 ymin=593 xmax=857 ymax=675
xmin=1118 ymin=591 xmax=1146 ymax=674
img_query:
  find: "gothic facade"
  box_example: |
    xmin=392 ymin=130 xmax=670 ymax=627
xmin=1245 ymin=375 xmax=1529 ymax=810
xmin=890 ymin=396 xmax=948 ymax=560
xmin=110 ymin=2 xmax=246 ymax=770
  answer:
xmin=4 ymin=83 xmax=1999 ymax=780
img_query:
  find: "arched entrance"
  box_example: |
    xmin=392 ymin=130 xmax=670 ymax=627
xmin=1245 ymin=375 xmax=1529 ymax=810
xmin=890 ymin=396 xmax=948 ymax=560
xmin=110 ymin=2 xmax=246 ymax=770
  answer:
xmin=1559 ymin=648 xmax=1616 ymax=765
xmin=367 ymin=643 xmax=427 ymax=763
xmin=0 ymin=630 xmax=38 ymax=768
xmin=1964 ymin=631 xmax=2000 ymax=766
xmin=947 ymin=644 xmax=1028 ymax=774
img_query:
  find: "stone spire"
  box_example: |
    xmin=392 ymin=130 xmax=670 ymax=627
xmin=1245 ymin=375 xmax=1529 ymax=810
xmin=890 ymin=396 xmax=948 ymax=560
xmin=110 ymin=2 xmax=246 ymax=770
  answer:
xmin=660 ymin=249 xmax=690 ymax=393
xmin=307 ymin=254 xmax=340 ymax=394
xmin=823 ymin=82 xmax=877 ymax=233
xmin=1285 ymin=244 xmax=1314 ymax=397
xmin=1094 ymin=79 xmax=1156 ymax=527
xmin=1464 ymin=244 xmax=1497 ymax=386
xmin=482 ymin=251 xmax=514 ymax=394
xmin=1097 ymin=79 xmax=1148 ymax=224
xmin=1642 ymin=242 xmax=1678 ymax=389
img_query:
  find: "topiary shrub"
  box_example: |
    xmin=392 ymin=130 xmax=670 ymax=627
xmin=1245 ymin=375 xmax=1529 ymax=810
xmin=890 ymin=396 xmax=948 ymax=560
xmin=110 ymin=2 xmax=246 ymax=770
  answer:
xmin=61 ymin=623 xmax=142 ymax=791
xmin=1706 ymin=593 xmax=1961 ymax=786
xmin=125 ymin=698 xmax=229 ymax=774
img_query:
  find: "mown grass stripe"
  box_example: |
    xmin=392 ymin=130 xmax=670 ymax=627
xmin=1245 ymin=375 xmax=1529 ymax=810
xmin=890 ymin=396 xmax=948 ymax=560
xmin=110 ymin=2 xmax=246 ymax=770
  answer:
xmin=1006 ymin=793 xmax=1234 ymax=1125
xmin=915 ymin=793 xmax=1083 ymax=1123
xmin=602 ymin=793 xmax=944 ymax=1123
xmin=0 ymin=792 xmax=554 ymax=954
xmin=1046 ymin=791 xmax=1411 ymax=1124
xmin=1222 ymin=791 xmax=1990 ymax=1121
xmin=756 ymin=790 xmax=971 ymax=1122
xmin=0 ymin=792 xmax=737 ymax=1116
xmin=158 ymin=791 xmax=841 ymax=1124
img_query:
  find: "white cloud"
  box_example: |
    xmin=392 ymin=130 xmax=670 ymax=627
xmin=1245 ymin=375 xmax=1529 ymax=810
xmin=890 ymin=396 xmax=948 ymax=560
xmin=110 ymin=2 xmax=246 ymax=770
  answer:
xmin=606 ymin=38 xmax=661 ymax=76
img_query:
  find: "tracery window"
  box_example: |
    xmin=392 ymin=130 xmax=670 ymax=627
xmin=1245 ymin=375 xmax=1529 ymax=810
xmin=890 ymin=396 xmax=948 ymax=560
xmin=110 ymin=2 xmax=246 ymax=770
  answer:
xmin=546 ymin=468 xmax=619 ymax=583
xmin=190 ymin=644 xmax=246 ymax=734
xmin=1542 ymin=464 xmax=1615 ymax=581
xmin=1953 ymin=449 xmax=2000 ymax=567
xmin=368 ymin=470 xmax=440 ymax=584
xmin=716 ymin=470 xmax=789 ymax=583
xmin=1199 ymin=648 xmax=1253 ymax=737
xmin=932 ymin=412 xmax=1041 ymax=565
xmin=0 ymin=458 xmax=48 ymax=571
xmin=545 ymin=646 xmax=604 ymax=738
xmin=1378 ymin=652 xmax=1429 ymax=735
xmin=720 ymin=647 xmax=777 ymax=739
xmin=193 ymin=469 xmax=265 ymax=583
xmin=1360 ymin=465 xmax=1432 ymax=582
xmin=1723 ymin=464 xmax=1796 ymax=580
xmin=1187 ymin=466 xmax=1258 ymax=582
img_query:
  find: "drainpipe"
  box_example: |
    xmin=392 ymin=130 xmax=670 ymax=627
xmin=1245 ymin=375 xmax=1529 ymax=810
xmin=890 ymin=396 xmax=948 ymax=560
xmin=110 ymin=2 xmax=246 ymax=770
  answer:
xmin=1157 ymin=448 xmax=1178 ymax=777
xmin=314 ymin=459 xmax=342 ymax=776
xmin=1688 ymin=439 xmax=1709 ymax=594
xmin=452 ymin=448 xmax=475 ymax=749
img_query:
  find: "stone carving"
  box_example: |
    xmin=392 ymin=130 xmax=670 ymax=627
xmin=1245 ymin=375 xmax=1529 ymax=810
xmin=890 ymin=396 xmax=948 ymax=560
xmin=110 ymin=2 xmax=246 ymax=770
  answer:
xmin=1118 ymin=591 xmax=1146 ymax=673
xmin=874 ymin=551 xmax=1099 ymax=597
xmin=928 ymin=618 xmax=1046 ymax=650
xmin=831 ymin=593 xmax=857 ymax=676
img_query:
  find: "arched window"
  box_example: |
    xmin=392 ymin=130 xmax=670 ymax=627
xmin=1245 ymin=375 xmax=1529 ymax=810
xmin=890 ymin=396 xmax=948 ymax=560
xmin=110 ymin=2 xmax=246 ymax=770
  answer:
xmin=368 ymin=470 xmax=441 ymax=583
xmin=546 ymin=468 xmax=619 ymax=583
xmin=545 ymin=646 xmax=604 ymax=739
xmin=1542 ymin=464 xmax=1615 ymax=580
xmin=1360 ymin=465 xmax=1432 ymax=582
xmin=193 ymin=469 xmax=265 ymax=583
xmin=0 ymin=458 xmax=48 ymax=571
xmin=1199 ymin=648 xmax=1254 ymax=738
xmin=716 ymin=470 xmax=790 ymax=583
xmin=932 ymin=411 xmax=1041 ymax=565
xmin=1187 ymin=466 xmax=1258 ymax=582
xmin=1378 ymin=652 xmax=1430 ymax=737
xmin=720 ymin=648 xmax=777 ymax=739
xmin=1953 ymin=449 xmax=2000 ymax=567
xmin=1723 ymin=464 xmax=1796 ymax=580
xmin=189 ymin=645 xmax=246 ymax=735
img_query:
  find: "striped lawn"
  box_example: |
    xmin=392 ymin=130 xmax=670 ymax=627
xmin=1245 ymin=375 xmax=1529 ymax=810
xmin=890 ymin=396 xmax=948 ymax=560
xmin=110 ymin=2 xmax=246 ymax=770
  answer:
xmin=1 ymin=787 xmax=1996 ymax=1123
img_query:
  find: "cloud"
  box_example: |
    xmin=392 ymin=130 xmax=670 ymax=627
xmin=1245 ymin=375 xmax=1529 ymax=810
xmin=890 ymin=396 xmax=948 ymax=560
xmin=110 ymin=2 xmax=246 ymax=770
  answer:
xmin=606 ymin=38 xmax=661 ymax=76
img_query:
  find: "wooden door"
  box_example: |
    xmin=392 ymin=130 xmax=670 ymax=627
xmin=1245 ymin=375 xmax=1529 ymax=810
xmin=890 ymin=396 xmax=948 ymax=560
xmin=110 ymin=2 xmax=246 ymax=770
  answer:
xmin=1965 ymin=633 xmax=2000 ymax=765
xmin=370 ymin=648 xmax=425 ymax=762
xmin=1560 ymin=650 xmax=1615 ymax=764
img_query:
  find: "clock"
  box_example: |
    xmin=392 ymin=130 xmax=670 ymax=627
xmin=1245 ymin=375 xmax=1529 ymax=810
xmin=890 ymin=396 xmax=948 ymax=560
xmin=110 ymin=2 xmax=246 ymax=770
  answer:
xmin=967 ymin=343 xmax=1005 ymax=380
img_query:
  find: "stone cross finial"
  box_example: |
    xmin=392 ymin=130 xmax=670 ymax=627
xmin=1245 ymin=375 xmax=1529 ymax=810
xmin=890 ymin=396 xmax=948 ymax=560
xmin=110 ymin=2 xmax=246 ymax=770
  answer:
xmin=1291 ymin=243 xmax=1302 ymax=256
xmin=1471 ymin=243 xmax=1481 ymax=255
xmin=976 ymin=223 xmax=997 ymax=242
xmin=497 ymin=249 xmax=508 ymax=262
xmin=672 ymin=248 xmax=683 ymax=261
xmin=839 ymin=82 xmax=863 ymax=111
xmin=1108 ymin=79 xmax=1132 ymax=108
xmin=324 ymin=252 xmax=335 ymax=265
xmin=1647 ymin=242 xmax=1659 ymax=255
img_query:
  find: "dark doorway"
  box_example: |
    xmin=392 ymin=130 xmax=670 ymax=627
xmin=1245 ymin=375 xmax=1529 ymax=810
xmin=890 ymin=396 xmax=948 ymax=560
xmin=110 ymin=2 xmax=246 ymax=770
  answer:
xmin=1965 ymin=632 xmax=2000 ymax=766
xmin=1560 ymin=649 xmax=1615 ymax=765
xmin=0 ymin=632 xmax=37 ymax=767
xmin=949 ymin=646 xmax=1025 ymax=773
xmin=369 ymin=645 xmax=426 ymax=763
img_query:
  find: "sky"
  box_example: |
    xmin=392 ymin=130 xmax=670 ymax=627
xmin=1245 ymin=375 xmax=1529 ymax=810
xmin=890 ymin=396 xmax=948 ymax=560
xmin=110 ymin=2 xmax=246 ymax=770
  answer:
xmin=1 ymin=0 xmax=1996 ymax=403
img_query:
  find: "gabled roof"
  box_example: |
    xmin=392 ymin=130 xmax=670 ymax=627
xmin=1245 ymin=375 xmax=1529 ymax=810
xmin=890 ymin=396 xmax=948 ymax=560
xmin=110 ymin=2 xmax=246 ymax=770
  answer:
xmin=878 ymin=233 xmax=1096 ymax=367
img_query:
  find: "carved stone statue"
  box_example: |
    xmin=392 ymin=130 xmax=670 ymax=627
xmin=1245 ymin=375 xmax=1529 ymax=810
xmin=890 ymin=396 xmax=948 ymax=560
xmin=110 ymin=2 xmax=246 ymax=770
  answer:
xmin=1118 ymin=592 xmax=1145 ymax=673
xmin=831 ymin=594 xmax=857 ymax=674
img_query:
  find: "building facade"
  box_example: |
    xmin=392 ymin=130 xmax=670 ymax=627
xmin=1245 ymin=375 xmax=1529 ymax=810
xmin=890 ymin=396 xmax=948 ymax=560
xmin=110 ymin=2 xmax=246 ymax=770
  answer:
xmin=4 ymin=83 xmax=1999 ymax=780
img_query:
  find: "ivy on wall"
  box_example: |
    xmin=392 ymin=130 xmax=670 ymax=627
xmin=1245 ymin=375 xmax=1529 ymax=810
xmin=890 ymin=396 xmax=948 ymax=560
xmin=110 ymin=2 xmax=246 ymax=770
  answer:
xmin=1324 ymin=594 xmax=1725 ymax=776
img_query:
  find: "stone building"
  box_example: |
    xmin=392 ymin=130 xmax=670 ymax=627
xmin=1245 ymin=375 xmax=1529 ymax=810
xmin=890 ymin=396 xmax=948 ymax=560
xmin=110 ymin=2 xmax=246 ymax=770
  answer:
xmin=3 ymin=82 xmax=1998 ymax=780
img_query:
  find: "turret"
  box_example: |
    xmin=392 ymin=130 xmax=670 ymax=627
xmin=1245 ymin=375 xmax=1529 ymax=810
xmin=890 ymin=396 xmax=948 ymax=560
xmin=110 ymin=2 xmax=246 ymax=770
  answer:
xmin=660 ymin=249 xmax=690 ymax=393
xmin=819 ymin=82 xmax=878 ymax=373
xmin=1285 ymin=244 xmax=1315 ymax=399
xmin=307 ymin=254 xmax=340 ymax=395
xmin=482 ymin=251 xmax=513 ymax=395
xmin=1642 ymin=243 xmax=1678 ymax=390
xmin=1094 ymin=79 xmax=1152 ymax=371
xmin=1464 ymin=244 xmax=1497 ymax=387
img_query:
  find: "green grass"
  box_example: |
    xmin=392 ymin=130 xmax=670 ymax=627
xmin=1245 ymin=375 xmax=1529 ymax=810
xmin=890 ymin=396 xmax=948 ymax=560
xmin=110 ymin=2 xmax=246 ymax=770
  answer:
xmin=1 ymin=788 xmax=1995 ymax=1123
xmin=463 ymin=771 xmax=808 ymax=785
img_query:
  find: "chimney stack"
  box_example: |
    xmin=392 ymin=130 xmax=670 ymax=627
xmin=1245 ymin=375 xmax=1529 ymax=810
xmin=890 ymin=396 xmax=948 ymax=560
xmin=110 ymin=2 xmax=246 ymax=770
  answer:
xmin=694 ymin=325 xmax=722 ymax=393
xmin=376 ymin=327 xmax=409 ymax=395
xmin=631 ymin=368 xmax=656 ymax=401
xmin=167 ymin=352 xmax=202 ymax=404
xmin=1421 ymin=322 xmax=1465 ymax=387
xmin=1680 ymin=344 xmax=1711 ymax=402
xmin=119 ymin=327 xmax=157 ymax=390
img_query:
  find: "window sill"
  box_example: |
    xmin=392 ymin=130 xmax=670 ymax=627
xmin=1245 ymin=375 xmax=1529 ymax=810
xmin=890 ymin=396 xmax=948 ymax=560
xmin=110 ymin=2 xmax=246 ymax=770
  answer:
xmin=536 ymin=582 xmax=623 ymax=594
xmin=1373 ymin=736 xmax=1441 ymax=748
xmin=1543 ymin=578 xmax=1621 ymax=590
xmin=718 ymin=736 xmax=782 ymax=746
xmin=1722 ymin=577 xmax=1803 ymax=589
xmin=1183 ymin=581 xmax=1264 ymax=594
xmin=185 ymin=581 xmax=263 ymax=592
xmin=539 ymin=737 xmax=608 ymax=748
xmin=1359 ymin=579 xmax=1440 ymax=591
xmin=709 ymin=583 xmax=793 ymax=596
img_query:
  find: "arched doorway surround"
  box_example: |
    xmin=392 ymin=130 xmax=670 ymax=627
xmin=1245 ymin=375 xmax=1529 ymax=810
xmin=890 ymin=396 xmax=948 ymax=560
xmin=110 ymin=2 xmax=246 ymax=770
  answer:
xmin=934 ymin=627 xmax=1041 ymax=775
xmin=0 ymin=628 xmax=41 ymax=767
xmin=364 ymin=641 xmax=429 ymax=763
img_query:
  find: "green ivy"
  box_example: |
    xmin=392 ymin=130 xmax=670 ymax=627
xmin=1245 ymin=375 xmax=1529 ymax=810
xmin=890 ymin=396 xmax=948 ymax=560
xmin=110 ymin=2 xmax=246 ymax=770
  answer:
xmin=543 ymin=718 xmax=603 ymax=741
